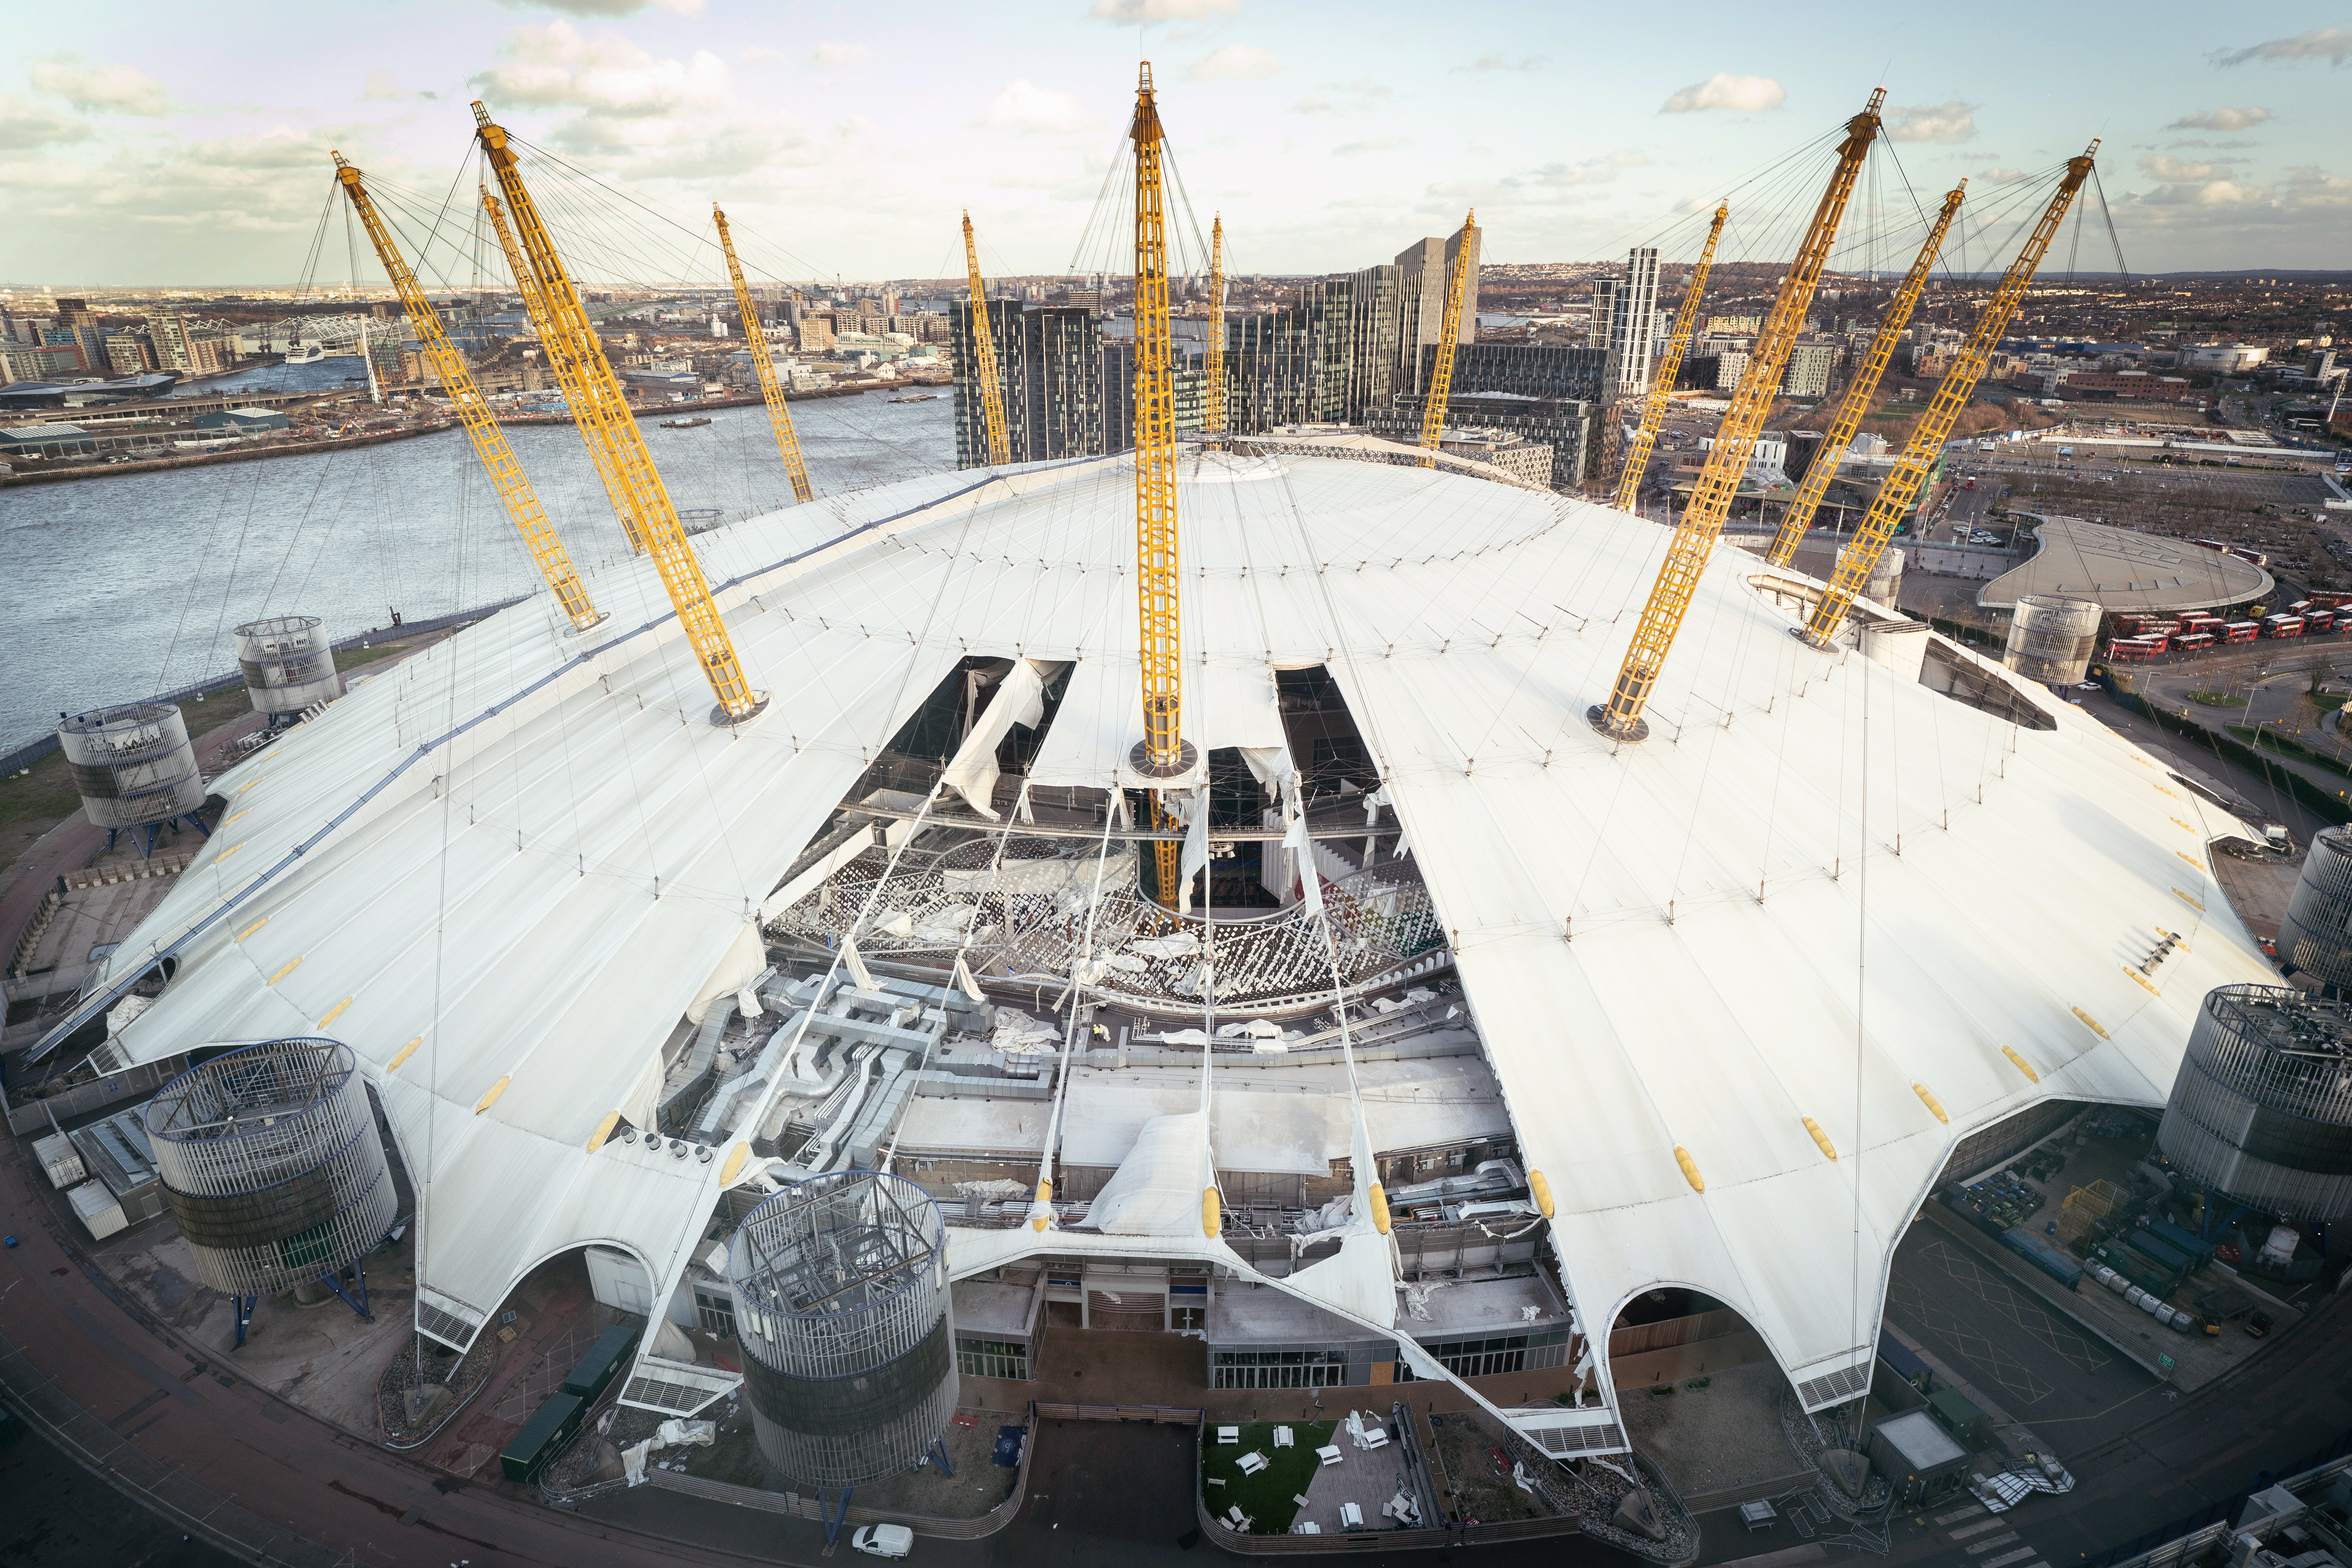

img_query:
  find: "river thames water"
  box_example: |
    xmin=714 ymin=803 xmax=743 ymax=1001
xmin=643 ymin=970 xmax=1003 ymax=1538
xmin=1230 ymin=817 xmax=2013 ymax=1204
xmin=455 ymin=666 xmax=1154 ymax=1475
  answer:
xmin=0 ymin=390 xmax=955 ymax=750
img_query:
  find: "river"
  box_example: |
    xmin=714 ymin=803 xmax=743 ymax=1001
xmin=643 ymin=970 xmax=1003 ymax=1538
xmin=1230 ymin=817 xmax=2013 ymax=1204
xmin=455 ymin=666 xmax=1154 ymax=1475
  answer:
xmin=0 ymin=390 xmax=956 ymax=751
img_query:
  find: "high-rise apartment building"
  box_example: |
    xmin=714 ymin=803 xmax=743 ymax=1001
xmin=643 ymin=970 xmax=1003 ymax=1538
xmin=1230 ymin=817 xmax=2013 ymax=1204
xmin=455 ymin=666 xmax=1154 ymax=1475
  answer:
xmin=1596 ymin=249 xmax=1660 ymax=401
xmin=105 ymin=335 xmax=156 ymax=374
xmin=1783 ymin=341 xmax=1838 ymax=398
xmin=146 ymin=313 xmax=198 ymax=372
xmin=1394 ymin=221 xmax=1481 ymax=395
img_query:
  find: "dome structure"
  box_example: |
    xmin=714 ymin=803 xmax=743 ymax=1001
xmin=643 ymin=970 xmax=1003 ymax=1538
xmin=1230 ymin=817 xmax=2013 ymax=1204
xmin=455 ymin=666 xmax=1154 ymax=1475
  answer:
xmin=53 ymin=436 xmax=2275 ymax=1424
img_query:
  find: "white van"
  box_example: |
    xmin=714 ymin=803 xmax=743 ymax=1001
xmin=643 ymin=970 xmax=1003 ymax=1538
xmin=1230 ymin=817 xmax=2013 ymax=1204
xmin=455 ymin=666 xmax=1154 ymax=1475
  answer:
xmin=852 ymin=1524 xmax=915 ymax=1558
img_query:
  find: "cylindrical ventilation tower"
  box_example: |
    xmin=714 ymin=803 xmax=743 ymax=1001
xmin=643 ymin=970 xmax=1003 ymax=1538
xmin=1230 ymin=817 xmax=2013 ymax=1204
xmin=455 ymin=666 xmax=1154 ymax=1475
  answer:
xmin=233 ymin=614 xmax=342 ymax=720
xmin=57 ymin=704 xmax=207 ymax=841
xmin=2158 ymin=985 xmax=2352 ymax=1221
xmin=2276 ymin=827 xmax=2352 ymax=991
xmin=2003 ymin=595 xmax=2102 ymax=685
xmin=144 ymin=1039 xmax=396 ymax=1311
xmin=729 ymin=1171 xmax=956 ymax=1487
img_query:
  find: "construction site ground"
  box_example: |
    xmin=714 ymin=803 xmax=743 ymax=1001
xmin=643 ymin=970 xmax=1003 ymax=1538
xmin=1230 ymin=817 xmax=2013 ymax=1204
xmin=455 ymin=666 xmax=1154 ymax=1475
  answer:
xmin=1618 ymin=1359 xmax=1812 ymax=1512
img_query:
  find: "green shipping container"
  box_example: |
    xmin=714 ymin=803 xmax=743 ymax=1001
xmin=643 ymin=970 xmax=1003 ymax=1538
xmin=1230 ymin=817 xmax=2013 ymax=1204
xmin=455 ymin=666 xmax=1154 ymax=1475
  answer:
xmin=499 ymin=1392 xmax=584 ymax=1484
xmin=562 ymin=1324 xmax=639 ymax=1403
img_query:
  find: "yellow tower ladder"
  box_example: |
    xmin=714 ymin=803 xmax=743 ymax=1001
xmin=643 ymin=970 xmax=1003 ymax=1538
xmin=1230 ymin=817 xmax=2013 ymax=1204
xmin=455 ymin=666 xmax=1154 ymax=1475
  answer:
xmin=481 ymin=183 xmax=646 ymax=555
xmin=961 ymin=212 xmax=1011 ymax=467
xmin=1610 ymin=203 xmax=1728 ymax=512
xmin=1417 ymin=212 xmax=1475 ymax=466
xmin=1768 ymin=180 xmax=1966 ymax=566
xmin=1205 ymin=213 xmax=1226 ymax=436
xmin=1803 ymin=143 xmax=2100 ymax=646
xmin=713 ymin=205 xmax=814 ymax=505
xmin=1130 ymin=62 xmax=1190 ymax=907
xmin=332 ymin=155 xmax=602 ymax=633
xmin=474 ymin=102 xmax=765 ymax=724
xmin=1594 ymin=89 xmax=1886 ymax=741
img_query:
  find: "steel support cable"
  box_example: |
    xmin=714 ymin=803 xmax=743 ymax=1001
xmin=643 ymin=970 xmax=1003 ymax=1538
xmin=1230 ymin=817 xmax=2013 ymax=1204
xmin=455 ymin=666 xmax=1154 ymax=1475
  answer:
xmin=1022 ymin=781 xmax=1129 ymax=1228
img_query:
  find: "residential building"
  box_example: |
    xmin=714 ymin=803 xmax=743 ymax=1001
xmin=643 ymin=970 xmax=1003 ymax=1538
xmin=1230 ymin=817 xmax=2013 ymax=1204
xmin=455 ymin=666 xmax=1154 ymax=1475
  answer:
xmin=104 ymin=335 xmax=157 ymax=374
xmin=1784 ymin=341 xmax=1838 ymax=398
xmin=147 ymin=314 xmax=200 ymax=373
xmin=1394 ymin=220 xmax=1481 ymax=395
xmin=0 ymin=343 xmax=84 ymax=382
xmin=1367 ymin=392 xmax=1592 ymax=489
xmin=1599 ymin=248 xmax=1660 ymax=400
xmin=1422 ymin=342 xmax=1607 ymax=403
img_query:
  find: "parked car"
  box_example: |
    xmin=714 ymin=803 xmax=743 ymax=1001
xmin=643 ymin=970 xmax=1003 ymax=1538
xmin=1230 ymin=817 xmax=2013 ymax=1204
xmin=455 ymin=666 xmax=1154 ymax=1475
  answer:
xmin=853 ymin=1524 xmax=915 ymax=1559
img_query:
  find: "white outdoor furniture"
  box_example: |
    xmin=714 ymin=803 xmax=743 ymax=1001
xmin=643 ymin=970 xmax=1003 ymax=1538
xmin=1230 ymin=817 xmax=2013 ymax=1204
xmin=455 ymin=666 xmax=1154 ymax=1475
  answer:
xmin=1316 ymin=1445 xmax=1344 ymax=1466
xmin=1273 ymin=1425 xmax=1294 ymax=1448
xmin=1339 ymin=1502 xmax=1365 ymax=1529
xmin=1294 ymin=1522 xmax=1321 ymax=1535
xmin=1292 ymin=1494 xmax=1311 ymax=1507
xmin=1237 ymin=1452 xmax=1269 ymax=1476
xmin=1216 ymin=1425 xmax=1240 ymax=1445
xmin=1361 ymin=1425 xmax=1390 ymax=1450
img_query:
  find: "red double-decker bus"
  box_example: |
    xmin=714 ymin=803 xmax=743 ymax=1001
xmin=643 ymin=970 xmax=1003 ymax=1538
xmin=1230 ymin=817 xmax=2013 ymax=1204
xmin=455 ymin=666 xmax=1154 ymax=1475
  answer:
xmin=2173 ymin=631 xmax=2216 ymax=651
xmin=2224 ymin=622 xmax=2261 ymax=643
xmin=2265 ymin=616 xmax=2307 ymax=639
xmin=2106 ymin=638 xmax=2164 ymax=662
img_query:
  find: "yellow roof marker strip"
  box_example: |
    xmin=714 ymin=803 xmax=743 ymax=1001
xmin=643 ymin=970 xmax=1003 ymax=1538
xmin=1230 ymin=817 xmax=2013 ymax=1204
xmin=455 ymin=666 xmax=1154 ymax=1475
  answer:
xmin=2176 ymin=851 xmax=2203 ymax=870
xmin=2002 ymin=1045 xmax=2042 ymax=1083
xmin=2073 ymin=1006 xmax=2110 ymax=1040
xmin=317 ymin=997 xmax=355 ymax=1029
xmin=2124 ymin=968 xmax=2159 ymax=995
xmin=1674 ymin=1147 xmax=1706 ymax=1192
xmin=2170 ymin=818 xmax=2195 ymax=833
xmin=1913 ymin=1083 xmax=1949 ymax=1124
xmin=2173 ymin=888 xmax=2204 ymax=911
xmin=234 ymin=916 xmax=269 ymax=942
xmin=475 ymin=1075 xmax=512 ymax=1114
xmin=2155 ymin=785 xmax=2180 ymax=799
xmin=213 ymin=844 xmax=245 ymax=866
xmin=587 ymin=1111 xmax=619 ymax=1153
xmin=719 ymin=1143 xmax=751 ymax=1186
xmin=387 ymin=1038 xmax=421 ymax=1072
xmin=2156 ymin=927 xmax=2190 ymax=953
xmin=267 ymin=957 xmax=302 ymax=985
xmin=1802 ymin=1117 xmax=1838 ymax=1160
xmin=223 ymin=809 xmax=250 ymax=827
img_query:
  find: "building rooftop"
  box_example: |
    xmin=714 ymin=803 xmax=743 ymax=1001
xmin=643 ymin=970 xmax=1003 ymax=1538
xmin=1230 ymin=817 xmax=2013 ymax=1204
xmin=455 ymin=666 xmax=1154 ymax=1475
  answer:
xmin=1405 ymin=1271 xmax=1570 ymax=1338
xmin=1977 ymin=513 xmax=2273 ymax=612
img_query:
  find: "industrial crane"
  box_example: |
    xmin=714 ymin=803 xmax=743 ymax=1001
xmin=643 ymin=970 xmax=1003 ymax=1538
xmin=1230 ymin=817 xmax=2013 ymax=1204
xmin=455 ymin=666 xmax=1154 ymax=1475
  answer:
xmin=1610 ymin=204 xmax=1728 ymax=512
xmin=331 ymin=154 xmax=602 ymax=633
xmin=1416 ymin=212 xmax=1475 ymax=466
xmin=960 ymin=212 xmax=1010 ymax=467
xmin=482 ymin=184 xmax=645 ymax=554
xmin=1767 ymin=180 xmax=1965 ymax=566
xmin=713 ymin=205 xmax=814 ymax=504
xmin=1594 ymin=88 xmax=1886 ymax=742
xmin=1204 ymin=214 xmax=1226 ymax=436
xmin=473 ymin=102 xmax=765 ymax=724
xmin=1802 ymin=144 xmax=2099 ymax=646
xmin=1129 ymin=62 xmax=1189 ymax=907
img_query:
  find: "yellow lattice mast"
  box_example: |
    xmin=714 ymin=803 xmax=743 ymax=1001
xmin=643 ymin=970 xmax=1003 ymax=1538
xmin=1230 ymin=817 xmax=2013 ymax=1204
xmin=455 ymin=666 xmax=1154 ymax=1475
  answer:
xmin=1593 ymin=89 xmax=1885 ymax=742
xmin=713 ymin=205 xmax=813 ymax=505
xmin=1803 ymin=144 xmax=2098 ymax=645
xmin=474 ymin=102 xmax=765 ymax=724
xmin=331 ymin=155 xmax=601 ymax=633
xmin=961 ymin=212 xmax=1010 ymax=467
xmin=1416 ymin=212 xmax=1475 ymax=466
xmin=1610 ymin=203 xmax=1727 ymax=511
xmin=1768 ymin=180 xmax=1965 ymax=566
xmin=1129 ymin=62 xmax=1190 ymax=906
xmin=1205 ymin=213 xmax=1226 ymax=436
xmin=482 ymin=183 xmax=645 ymax=555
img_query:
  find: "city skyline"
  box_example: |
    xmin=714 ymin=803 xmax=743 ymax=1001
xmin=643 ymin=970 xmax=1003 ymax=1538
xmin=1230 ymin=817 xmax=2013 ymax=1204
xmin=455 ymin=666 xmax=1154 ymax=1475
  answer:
xmin=1 ymin=2 xmax=2347 ymax=288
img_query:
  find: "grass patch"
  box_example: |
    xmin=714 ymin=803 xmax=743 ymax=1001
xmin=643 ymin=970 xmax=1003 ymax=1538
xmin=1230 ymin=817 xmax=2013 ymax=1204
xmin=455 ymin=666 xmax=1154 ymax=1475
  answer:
xmin=2227 ymin=724 xmax=2352 ymax=780
xmin=0 ymin=748 xmax=84 ymax=872
xmin=2311 ymin=692 xmax=2349 ymax=713
xmin=1201 ymin=1419 xmax=1335 ymax=1535
xmin=2187 ymin=691 xmax=2249 ymax=707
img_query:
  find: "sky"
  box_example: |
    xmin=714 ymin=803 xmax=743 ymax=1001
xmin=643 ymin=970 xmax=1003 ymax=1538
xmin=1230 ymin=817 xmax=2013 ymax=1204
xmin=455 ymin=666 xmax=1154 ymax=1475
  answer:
xmin=1 ymin=0 xmax=2347 ymax=289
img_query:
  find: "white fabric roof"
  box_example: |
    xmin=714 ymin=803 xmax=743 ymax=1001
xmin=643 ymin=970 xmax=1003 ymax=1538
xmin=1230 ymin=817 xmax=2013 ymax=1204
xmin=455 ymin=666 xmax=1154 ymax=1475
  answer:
xmin=92 ymin=444 xmax=2274 ymax=1417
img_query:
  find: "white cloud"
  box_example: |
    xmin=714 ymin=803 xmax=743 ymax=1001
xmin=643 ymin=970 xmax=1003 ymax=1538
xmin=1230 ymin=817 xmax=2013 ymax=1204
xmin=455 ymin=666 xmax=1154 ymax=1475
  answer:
xmin=0 ymin=94 xmax=95 ymax=149
xmin=1291 ymin=94 xmax=1332 ymax=114
xmin=29 ymin=52 xmax=172 ymax=116
xmin=494 ymin=0 xmax=706 ymax=15
xmin=360 ymin=69 xmax=435 ymax=102
xmin=2167 ymin=106 xmax=2271 ymax=131
xmin=1661 ymin=73 xmax=1785 ymax=114
xmin=1088 ymin=0 xmax=1236 ymax=19
xmin=1979 ymin=166 xmax=2027 ymax=183
xmin=1334 ymin=137 xmax=1409 ymax=156
xmin=1189 ymin=45 xmax=1282 ymax=82
xmin=1455 ymin=53 xmax=1545 ymax=73
xmin=1515 ymin=148 xmax=1648 ymax=189
xmin=973 ymin=79 xmax=1096 ymax=133
xmin=2140 ymin=177 xmax=2267 ymax=207
xmin=2214 ymin=28 xmax=2352 ymax=67
xmin=810 ymin=43 xmax=876 ymax=69
xmin=471 ymin=24 xmax=730 ymax=117
xmin=2141 ymin=154 xmax=2229 ymax=181
xmin=1885 ymin=100 xmax=1976 ymax=144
